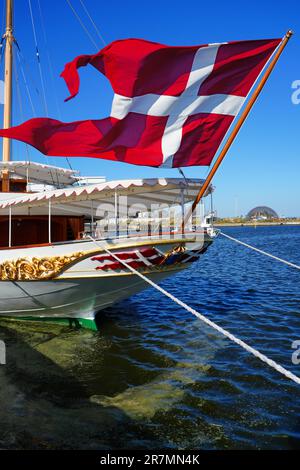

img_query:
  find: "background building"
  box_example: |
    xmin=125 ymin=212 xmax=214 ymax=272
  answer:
xmin=247 ymin=206 xmax=279 ymax=220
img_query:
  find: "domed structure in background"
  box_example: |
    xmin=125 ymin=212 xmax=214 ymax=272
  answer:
xmin=247 ymin=206 xmax=279 ymax=220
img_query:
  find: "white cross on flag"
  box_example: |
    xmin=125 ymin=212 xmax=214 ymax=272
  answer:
xmin=0 ymin=37 xmax=280 ymax=168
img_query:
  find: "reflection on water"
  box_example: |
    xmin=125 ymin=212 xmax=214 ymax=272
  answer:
xmin=0 ymin=226 xmax=300 ymax=449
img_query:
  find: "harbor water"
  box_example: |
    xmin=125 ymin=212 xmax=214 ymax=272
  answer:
xmin=0 ymin=225 xmax=300 ymax=449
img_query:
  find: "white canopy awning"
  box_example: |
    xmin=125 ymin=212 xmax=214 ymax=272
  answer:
xmin=0 ymin=178 xmax=212 ymax=217
xmin=0 ymin=161 xmax=79 ymax=186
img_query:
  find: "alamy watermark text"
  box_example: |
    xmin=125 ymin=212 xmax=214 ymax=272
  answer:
xmin=291 ymin=80 xmax=300 ymax=104
xmin=292 ymin=340 xmax=300 ymax=365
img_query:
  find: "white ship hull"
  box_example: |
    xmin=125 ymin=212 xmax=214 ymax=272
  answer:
xmin=0 ymin=267 xmax=186 ymax=319
xmin=0 ymin=233 xmax=213 ymax=321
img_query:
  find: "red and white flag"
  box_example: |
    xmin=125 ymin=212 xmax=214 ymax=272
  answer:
xmin=0 ymin=37 xmax=280 ymax=167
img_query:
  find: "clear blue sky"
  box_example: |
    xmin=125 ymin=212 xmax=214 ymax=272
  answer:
xmin=1 ymin=0 xmax=299 ymax=217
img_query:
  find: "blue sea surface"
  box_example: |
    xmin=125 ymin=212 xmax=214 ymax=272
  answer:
xmin=0 ymin=225 xmax=300 ymax=449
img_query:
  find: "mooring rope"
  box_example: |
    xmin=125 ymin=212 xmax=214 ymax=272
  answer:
xmin=220 ymin=231 xmax=300 ymax=271
xmin=88 ymin=236 xmax=300 ymax=386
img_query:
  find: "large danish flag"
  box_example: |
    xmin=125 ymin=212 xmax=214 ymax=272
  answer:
xmin=0 ymin=37 xmax=280 ymax=168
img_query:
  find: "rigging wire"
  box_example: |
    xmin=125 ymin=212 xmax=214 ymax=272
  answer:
xmin=28 ymin=0 xmax=48 ymax=116
xmin=12 ymin=45 xmax=31 ymax=164
xmin=36 ymin=0 xmax=61 ymax=119
xmin=65 ymin=0 xmax=99 ymax=51
xmin=14 ymin=42 xmax=41 ymax=99
xmin=28 ymin=0 xmax=62 ymax=187
xmin=13 ymin=49 xmax=24 ymax=127
xmin=37 ymin=0 xmax=79 ymax=184
xmin=15 ymin=46 xmax=56 ymax=187
xmin=78 ymin=0 xmax=106 ymax=46
xmin=37 ymin=0 xmax=107 ymax=183
xmin=14 ymin=45 xmax=36 ymax=117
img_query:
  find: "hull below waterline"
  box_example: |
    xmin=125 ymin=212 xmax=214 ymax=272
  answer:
xmin=0 ymin=266 xmax=187 ymax=320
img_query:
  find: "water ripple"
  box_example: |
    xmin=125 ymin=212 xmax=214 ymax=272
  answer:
xmin=0 ymin=225 xmax=300 ymax=449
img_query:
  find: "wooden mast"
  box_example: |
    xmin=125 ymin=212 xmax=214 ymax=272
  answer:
xmin=183 ymin=30 xmax=293 ymax=229
xmin=2 ymin=0 xmax=14 ymax=192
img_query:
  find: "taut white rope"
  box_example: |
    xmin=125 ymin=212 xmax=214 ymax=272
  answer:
xmin=88 ymin=236 xmax=300 ymax=386
xmin=220 ymin=231 xmax=300 ymax=271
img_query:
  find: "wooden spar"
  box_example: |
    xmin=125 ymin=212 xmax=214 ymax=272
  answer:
xmin=2 ymin=0 xmax=13 ymax=159
xmin=183 ymin=30 xmax=293 ymax=229
xmin=2 ymin=0 xmax=14 ymax=192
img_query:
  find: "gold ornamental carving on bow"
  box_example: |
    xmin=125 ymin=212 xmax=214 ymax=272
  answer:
xmin=0 ymin=252 xmax=84 ymax=281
